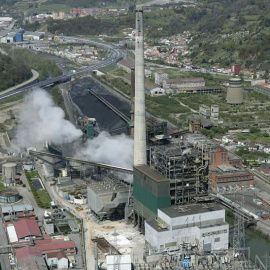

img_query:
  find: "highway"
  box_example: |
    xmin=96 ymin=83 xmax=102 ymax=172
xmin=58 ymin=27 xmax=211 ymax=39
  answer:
xmin=0 ymin=37 xmax=124 ymax=101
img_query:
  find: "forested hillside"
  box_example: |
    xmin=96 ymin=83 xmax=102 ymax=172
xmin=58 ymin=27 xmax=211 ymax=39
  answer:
xmin=0 ymin=52 xmax=31 ymax=91
xmin=26 ymin=0 xmax=270 ymax=70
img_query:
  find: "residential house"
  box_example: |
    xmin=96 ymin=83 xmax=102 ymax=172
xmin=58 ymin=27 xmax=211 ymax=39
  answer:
xmin=46 ymin=251 xmax=69 ymax=269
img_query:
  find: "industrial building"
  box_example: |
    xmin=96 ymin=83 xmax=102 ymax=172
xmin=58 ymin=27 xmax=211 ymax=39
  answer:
xmin=210 ymin=164 xmax=254 ymax=192
xmin=0 ymin=29 xmax=44 ymax=43
xmin=133 ymin=134 xmax=210 ymax=231
xmin=87 ymin=174 xmax=130 ymax=220
xmin=175 ymin=85 xmax=223 ymax=95
xmin=226 ymin=78 xmax=243 ymax=104
xmin=210 ymin=105 xmax=219 ymax=124
xmin=155 ymin=71 xmax=168 ymax=85
xmin=117 ymin=59 xmax=135 ymax=73
xmin=199 ymin=104 xmax=211 ymax=119
xmin=6 ymin=219 xmax=42 ymax=243
xmin=163 ymin=77 xmax=205 ymax=92
xmin=106 ymin=255 xmax=132 ymax=270
xmin=145 ymin=204 xmax=229 ymax=253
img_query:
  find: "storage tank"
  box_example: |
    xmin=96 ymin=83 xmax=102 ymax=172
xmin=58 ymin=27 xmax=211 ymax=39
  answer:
xmin=61 ymin=168 xmax=68 ymax=177
xmin=0 ymin=189 xmax=21 ymax=203
xmin=74 ymin=195 xmax=88 ymax=205
xmin=226 ymin=78 xmax=243 ymax=104
xmin=2 ymin=163 xmax=17 ymax=186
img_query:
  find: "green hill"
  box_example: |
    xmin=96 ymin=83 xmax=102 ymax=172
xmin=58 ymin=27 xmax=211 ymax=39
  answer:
xmin=0 ymin=52 xmax=31 ymax=91
xmin=21 ymin=0 xmax=270 ymax=70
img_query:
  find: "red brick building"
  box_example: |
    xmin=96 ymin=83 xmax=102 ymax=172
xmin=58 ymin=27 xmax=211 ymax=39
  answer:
xmin=210 ymin=164 xmax=254 ymax=191
xmin=209 ymin=147 xmax=251 ymax=191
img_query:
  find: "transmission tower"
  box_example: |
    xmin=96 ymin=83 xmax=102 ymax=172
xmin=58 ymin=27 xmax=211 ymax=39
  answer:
xmin=233 ymin=195 xmax=246 ymax=261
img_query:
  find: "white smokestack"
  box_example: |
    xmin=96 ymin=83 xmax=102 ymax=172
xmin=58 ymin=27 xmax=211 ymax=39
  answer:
xmin=134 ymin=9 xmax=146 ymax=166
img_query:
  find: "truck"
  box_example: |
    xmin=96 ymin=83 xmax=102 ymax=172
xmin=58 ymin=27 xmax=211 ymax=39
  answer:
xmin=50 ymin=201 xmax=59 ymax=209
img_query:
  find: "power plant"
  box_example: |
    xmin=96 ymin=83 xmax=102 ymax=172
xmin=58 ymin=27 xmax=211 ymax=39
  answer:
xmin=1 ymin=8 xmax=264 ymax=270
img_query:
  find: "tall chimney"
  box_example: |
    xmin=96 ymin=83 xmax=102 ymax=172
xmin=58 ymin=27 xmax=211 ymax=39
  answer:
xmin=130 ymin=67 xmax=135 ymax=138
xmin=134 ymin=9 xmax=146 ymax=166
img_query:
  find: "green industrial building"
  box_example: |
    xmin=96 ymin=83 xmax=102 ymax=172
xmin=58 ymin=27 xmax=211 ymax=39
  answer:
xmin=133 ymin=165 xmax=171 ymax=231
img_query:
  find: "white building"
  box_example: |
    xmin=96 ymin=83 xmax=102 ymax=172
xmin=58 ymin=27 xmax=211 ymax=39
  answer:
xmin=145 ymin=204 xmax=229 ymax=253
xmin=106 ymin=255 xmax=131 ymax=270
xmin=210 ymin=105 xmax=219 ymax=123
xmin=150 ymin=88 xmax=165 ymax=96
xmin=199 ymin=104 xmax=210 ymax=119
xmin=145 ymin=69 xmax=152 ymax=78
xmin=155 ymin=71 xmax=168 ymax=85
xmin=46 ymin=251 xmax=69 ymax=269
xmin=163 ymin=77 xmax=205 ymax=91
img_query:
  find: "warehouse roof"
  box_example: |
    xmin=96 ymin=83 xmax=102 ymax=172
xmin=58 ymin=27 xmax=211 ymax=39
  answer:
xmin=14 ymin=246 xmax=42 ymax=259
xmin=14 ymin=219 xmax=42 ymax=239
xmin=7 ymin=225 xmax=18 ymax=243
xmin=165 ymin=77 xmax=205 ymax=83
xmin=15 ymin=247 xmax=47 ymax=270
xmin=117 ymin=59 xmax=134 ymax=69
xmin=1 ymin=203 xmax=34 ymax=214
xmin=35 ymin=239 xmax=76 ymax=253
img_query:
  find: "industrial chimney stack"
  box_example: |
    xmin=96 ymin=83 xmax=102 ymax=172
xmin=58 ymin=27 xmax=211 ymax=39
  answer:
xmin=134 ymin=9 xmax=146 ymax=166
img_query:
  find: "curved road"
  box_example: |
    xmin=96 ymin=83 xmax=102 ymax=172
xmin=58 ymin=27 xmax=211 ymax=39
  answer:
xmin=0 ymin=37 xmax=124 ymax=101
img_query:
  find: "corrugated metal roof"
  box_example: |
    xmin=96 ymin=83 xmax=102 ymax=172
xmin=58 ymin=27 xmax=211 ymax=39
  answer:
xmin=7 ymin=225 xmax=18 ymax=243
xmin=1 ymin=203 xmax=33 ymax=214
xmin=14 ymin=219 xmax=42 ymax=239
xmin=166 ymin=77 xmax=205 ymax=83
xmin=14 ymin=246 xmax=42 ymax=259
xmin=36 ymin=240 xmax=76 ymax=252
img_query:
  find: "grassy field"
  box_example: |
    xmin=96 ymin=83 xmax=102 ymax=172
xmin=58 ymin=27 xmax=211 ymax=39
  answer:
xmin=146 ymin=95 xmax=190 ymax=127
xmin=98 ymin=65 xmax=118 ymax=74
xmin=25 ymin=170 xmax=51 ymax=209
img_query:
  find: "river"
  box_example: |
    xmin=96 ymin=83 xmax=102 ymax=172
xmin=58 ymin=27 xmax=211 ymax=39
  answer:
xmin=227 ymin=216 xmax=270 ymax=265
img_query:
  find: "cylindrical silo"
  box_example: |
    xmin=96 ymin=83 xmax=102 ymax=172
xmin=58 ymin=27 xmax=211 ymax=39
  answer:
xmin=226 ymin=78 xmax=243 ymax=104
xmin=2 ymin=163 xmax=17 ymax=186
xmin=0 ymin=189 xmax=21 ymax=203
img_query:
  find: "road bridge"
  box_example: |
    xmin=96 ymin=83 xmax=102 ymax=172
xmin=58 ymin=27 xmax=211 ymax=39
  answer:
xmin=0 ymin=38 xmax=124 ymax=101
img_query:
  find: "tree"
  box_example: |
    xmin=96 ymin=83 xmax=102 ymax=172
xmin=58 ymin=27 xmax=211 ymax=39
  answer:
xmin=249 ymin=127 xmax=260 ymax=133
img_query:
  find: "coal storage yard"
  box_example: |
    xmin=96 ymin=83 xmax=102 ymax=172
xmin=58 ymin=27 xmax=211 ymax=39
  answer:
xmin=70 ymin=77 xmax=130 ymax=135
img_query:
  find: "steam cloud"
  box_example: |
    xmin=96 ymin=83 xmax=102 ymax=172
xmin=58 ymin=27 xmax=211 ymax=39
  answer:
xmin=16 ymin=88 xmax=134 ymax=169
xmin=74 ymin=131 xmax=134 ymax=169
xmin=16 ymin=88 xmax=83 ymax=147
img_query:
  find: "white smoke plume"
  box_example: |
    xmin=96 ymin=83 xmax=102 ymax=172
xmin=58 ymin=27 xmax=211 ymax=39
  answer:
xmin=16 ymin=88 xmax=83 ymax=147
xmin=74 ymin=131 xmax=134 ymax=169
